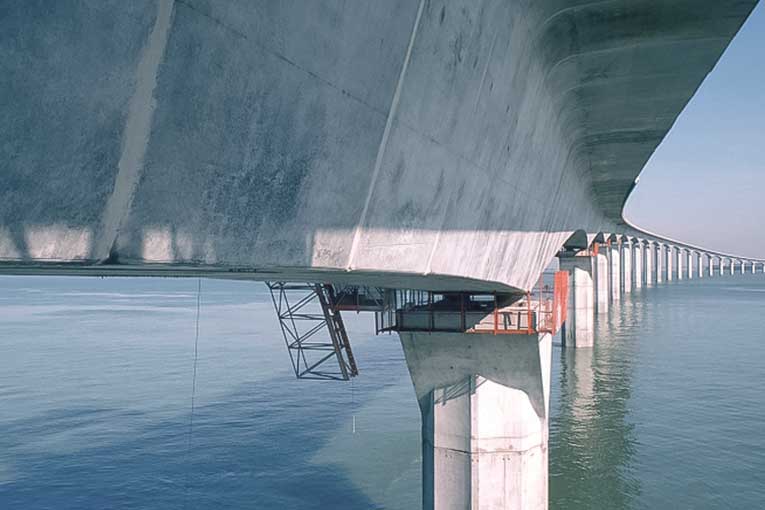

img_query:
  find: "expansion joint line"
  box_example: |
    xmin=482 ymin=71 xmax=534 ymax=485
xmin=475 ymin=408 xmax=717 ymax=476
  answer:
xmin=345 ymin=0 xmax=425 ymax=271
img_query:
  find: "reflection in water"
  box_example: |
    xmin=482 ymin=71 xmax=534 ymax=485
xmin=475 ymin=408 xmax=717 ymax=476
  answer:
xmin=550 ymin=295 xmax=643 ymax=509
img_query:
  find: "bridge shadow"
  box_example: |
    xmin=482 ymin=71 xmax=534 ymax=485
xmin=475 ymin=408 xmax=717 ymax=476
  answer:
xmin=0 ymin=374 xmax=393 ymax=510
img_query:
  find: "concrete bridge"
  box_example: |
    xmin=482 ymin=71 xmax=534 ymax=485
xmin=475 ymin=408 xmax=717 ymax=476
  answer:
xmin=1 ymin=1 xmax=762 ymax=509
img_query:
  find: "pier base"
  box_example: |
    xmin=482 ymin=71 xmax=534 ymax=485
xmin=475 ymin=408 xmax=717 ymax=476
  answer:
xmin=400 ymin=332 xmax=551 ymax=510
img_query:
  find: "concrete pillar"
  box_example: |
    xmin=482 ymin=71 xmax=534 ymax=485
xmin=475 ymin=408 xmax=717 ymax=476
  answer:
xmin=730 ymin=259 xmax=735 ymax=276
xmin=697 ymin=252 xmax=703 ymax=278
xmin=644 ymin=243 xmax=654 ymax=287
xmin=621 ymin=240 xmax=632 ymax=293
xmin=400 ymin=331 xmax=552 ymax=510
xmin=666 ymin=246 xmax=674 ymax=282
xmin=719 ymin=257 xmax=724 ymax=277
xmin=656 ymin=244 xmax=664 ymax=284
xmin=752 ymin=262 xmax=757 ymax=275
xmin=708 ymin=255 xmax=714 ymax=277
xmin=677 ymin=248 xmax=684 ymax=281
xmin=559 ymin=255 xmax=595 ymax=348
xmin=633 ymin=241 xmax=643 ymax=289
xmin=594 ymin=248 xmax=609 ymax=315
xmin=609 ymin=242 xmax=621 ymax=302
xmin=687 ymin=250 xmax=694 ymax=280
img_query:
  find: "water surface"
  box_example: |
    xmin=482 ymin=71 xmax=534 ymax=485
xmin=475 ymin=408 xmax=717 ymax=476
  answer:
xmin=1 ymin=275 xmax=763 ymax=508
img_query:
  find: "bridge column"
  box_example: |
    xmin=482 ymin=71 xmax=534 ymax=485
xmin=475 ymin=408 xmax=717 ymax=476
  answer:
xmin=687 ymin=250 xmax=694 ymax=280
xmin=593 ymin=245 xmax=609 ymax=314
xmin=609 ymin=242 xmax=621 ymax=302
xmin=677 ymin=248 xmax=684 ymax=281
xmin=633 ymin=241 xmax=643 ymax=289
xmin=559 ymin=255 xmax=595 ymax=348
xmin=400 ymin=331 xmax=552 ymax=510
xmin=752 ymin=262 xmax=757 ymax=274
xmin=621 ymin=240 xmax=632 ymax=293
xmin=698 ymin=252 xmax=704 ymax=278
xmin=656 ymin=244 xmax=664 ymax=284
xmin=719 ymin=257 xmax=725 ymax=277
xmin=730 ymin=259 xmax=735 ymax=276
xmin=644 ymin=242 xmax=654 ymax=287
xmin=666 ymin=246 xmax=674 ymax=282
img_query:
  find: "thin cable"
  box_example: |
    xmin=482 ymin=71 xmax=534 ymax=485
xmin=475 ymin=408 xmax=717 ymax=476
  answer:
xmin=184 ymin=278 xmax=202 ymax=508
xmin=351 ymin=377 xmax=356 ymax=434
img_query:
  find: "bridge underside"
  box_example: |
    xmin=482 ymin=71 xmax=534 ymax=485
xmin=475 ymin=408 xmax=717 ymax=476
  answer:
xmin=0 ymin=0 xmax=758 ymax=293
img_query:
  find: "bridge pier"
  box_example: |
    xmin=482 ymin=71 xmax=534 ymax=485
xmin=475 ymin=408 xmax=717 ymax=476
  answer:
xmin=687 ymin=250 xmax=694 ymax=280
xmin=594 ymin=248 xmax=609 ymax=314
xmin=633 ymin=241 xmax=643 ymax=289
xmin=559 ymin=255 xmax=595 ymax=348
xmin=656 ymin=244 xmax=664 ymax=284
xmin=609 ymin=242 xmax=621 ymax=303
xmin=644 ymin=242 xmax=654 ymax=287
xmin=677 ymin=248 xmax=684 ymax=281
xmin=666 ymin=246 xmax=674 ymax=282
xmin=400 ymin=331 xmax=551 ymax=510
xmin=622 ymin=240 xmax=633 ymax=293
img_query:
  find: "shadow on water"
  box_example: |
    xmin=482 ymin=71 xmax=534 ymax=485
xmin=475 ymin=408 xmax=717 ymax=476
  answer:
xmin=549 ymin=293 xmax=643 ymax=510
xmin=0 ymin=375 xmax=389 ymax=510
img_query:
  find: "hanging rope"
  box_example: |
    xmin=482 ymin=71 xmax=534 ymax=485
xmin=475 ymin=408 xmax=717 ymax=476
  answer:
xmin=351 ymin=376 xmax=356 ymax=434
xmin=184 ymin=278 xmax=202 ymax=508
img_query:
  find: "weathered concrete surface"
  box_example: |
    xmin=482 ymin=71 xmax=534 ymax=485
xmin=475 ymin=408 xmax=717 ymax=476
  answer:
xmin=400 ymin=331 xmax=551 ymax=510
xmin=0 ymin=0 xmax=758 ymax=292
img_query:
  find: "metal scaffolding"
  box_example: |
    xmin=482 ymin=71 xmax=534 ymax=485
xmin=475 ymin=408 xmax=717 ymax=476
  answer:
xmin=266 ymin=282 xmax=358 ymax=381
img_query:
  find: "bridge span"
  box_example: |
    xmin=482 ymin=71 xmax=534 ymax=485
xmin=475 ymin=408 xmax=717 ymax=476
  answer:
xmin=1 ymin=1 xmax=762 ymax=509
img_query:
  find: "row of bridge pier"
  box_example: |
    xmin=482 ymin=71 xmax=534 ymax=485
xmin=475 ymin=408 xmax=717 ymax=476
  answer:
xmin=559 ymin=234 xmax=764 ymax=349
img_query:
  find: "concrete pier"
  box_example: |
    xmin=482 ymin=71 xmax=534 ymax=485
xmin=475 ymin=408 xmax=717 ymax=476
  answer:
xmin=633 ymin=241 xmax=643 ymax=289
xmin=559 ymin=255 xmax=595 ymax=348
xmin=400 ymin=331 xmax=552 ymax=510
xmin=644 ymin=242 xmax=654 ymax=287
xmin=594 ymin=248 xmax=610 ymax=314
xmin=687 ymin=250 xmax=694 ymax=280
xmin=622 ymin=240 xmax=633 ymax=293
xmin=609 ymin=242 xmax=621 ymax=303
xmin=656 ymin=244 xmax=664 ymax=284
xmin=666 ymin=246 xmax=674 ymax=282
xmin=677 ymin=248 xmax=684 ymax=281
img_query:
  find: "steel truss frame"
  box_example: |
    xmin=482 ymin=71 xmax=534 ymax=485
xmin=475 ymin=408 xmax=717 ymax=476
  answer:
xmin=266 ymin=282 xmax=358 ymax=381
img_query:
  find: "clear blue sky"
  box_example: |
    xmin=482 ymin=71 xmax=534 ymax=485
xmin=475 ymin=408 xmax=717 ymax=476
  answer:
xmin=624 ymin=2 xmax=765 ymax=259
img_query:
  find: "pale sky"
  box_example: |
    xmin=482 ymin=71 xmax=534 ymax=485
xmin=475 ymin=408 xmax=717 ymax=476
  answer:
xmin=624 ymin=2 xmax=765 ymax=259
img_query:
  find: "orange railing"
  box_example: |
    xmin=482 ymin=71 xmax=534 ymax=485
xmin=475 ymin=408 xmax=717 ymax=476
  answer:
xmin=483 ymin=270 xmax=568 ymax=335
xmin=374 ymin=271 xmax=569 ymax=336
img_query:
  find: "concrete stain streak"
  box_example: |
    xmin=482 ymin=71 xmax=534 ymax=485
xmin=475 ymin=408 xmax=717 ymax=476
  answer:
xmin=95 ymin=0 xmax=175 ymax=261
xmin=174 ymin=0 xmax=387 ymax=117
xmin=473 ymin=31 xmax=498 ymax=112
xmin=345 ymin=0 xmax=426 ymax=271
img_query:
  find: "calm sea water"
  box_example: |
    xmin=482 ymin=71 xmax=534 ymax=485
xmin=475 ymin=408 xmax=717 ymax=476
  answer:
xmin=1 ymin=274 xmax=764 ymax=509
